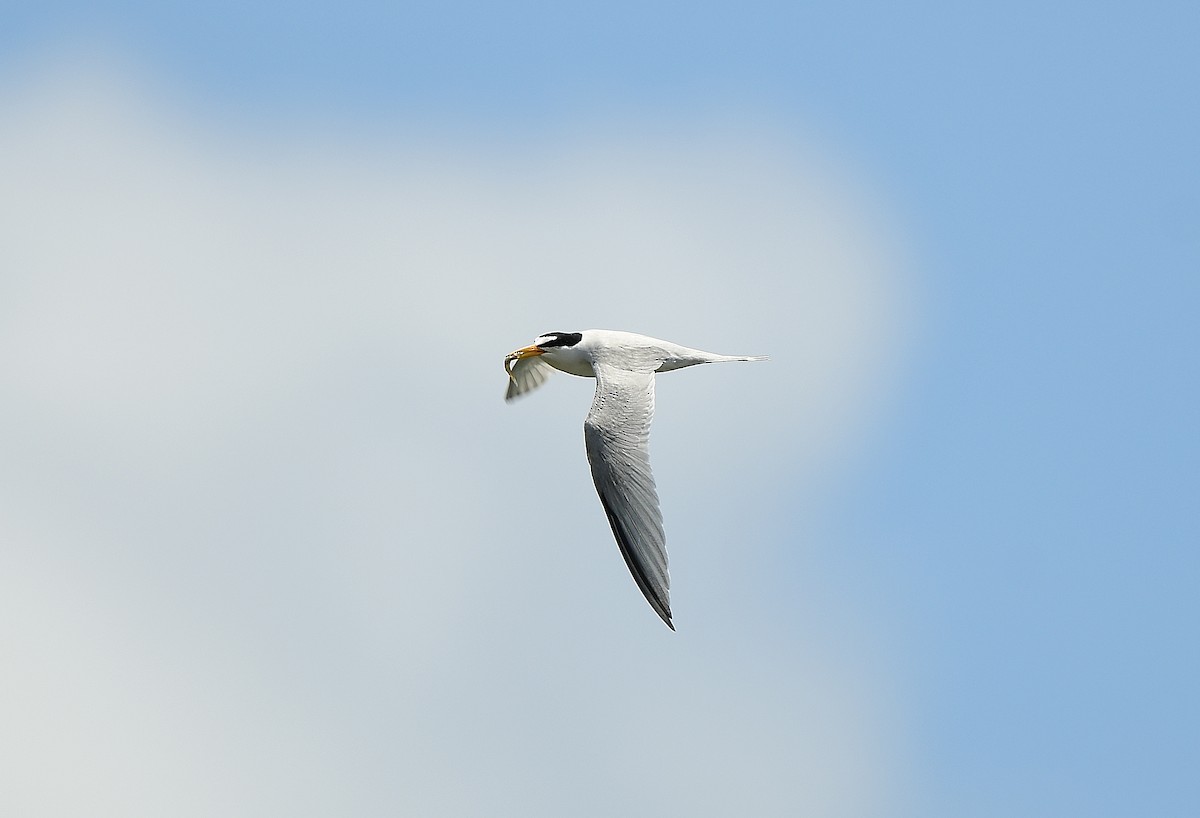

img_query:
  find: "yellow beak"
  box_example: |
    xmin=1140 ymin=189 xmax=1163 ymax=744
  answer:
xmin=504 ymin=345 xmax=544 ymax=380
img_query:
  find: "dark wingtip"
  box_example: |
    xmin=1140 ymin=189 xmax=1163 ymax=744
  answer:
xmin=656 ymin=603 xmax=675 ymax=631
xmin=598 ymin=491 xmax=674 ymax=630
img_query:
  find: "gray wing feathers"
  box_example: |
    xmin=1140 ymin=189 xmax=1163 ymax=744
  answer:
xmin=505 ymin=356 xmax=554 ymax=401
xmin=583 ymin=364 xmax=673 ymax=630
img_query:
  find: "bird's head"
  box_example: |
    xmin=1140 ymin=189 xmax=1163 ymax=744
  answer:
xmin=504 ymin=331 xmax=583 ymax=378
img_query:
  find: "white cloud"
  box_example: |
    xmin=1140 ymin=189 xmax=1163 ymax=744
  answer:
xmin=0 ymin=59 xmax=911 ymax=817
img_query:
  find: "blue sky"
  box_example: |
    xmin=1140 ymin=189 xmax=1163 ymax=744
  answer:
xmin=1 ymin=3 xmax=1197 ymax=817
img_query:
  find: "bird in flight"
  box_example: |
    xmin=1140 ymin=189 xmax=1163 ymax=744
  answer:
xmin=504 ymin=329 xmax=766 ymax=630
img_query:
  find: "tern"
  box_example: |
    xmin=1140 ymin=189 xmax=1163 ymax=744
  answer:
xmin=504 ymin=330 xmax=766 ymax=630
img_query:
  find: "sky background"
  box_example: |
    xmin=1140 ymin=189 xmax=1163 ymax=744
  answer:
xmin=1 ymin=3 xmax=1197 ymax=817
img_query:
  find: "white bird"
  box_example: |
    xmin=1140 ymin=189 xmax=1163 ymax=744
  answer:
xmin=504 ymin=329 xmax=766 ymax=630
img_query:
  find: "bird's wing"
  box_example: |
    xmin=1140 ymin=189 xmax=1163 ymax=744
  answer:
xmin=505 ymin=356 xmax=554 ymax=401
xmin=584 ymin=362 xmax=672 ymax=630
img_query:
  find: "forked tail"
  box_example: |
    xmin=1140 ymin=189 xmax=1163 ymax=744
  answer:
xmin=711 ymin=354 xmax=769 ymax=363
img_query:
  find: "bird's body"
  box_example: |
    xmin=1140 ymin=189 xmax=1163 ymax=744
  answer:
xmin=504 ymin=329 xmax=766 ymax=630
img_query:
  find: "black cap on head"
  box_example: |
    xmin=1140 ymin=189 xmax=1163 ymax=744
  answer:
xmin=536 ymin=331 xmax=583 ymax=349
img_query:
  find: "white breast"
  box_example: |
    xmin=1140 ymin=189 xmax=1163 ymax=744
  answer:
xmin=543 ymin=346 xmax=596 ymax=378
